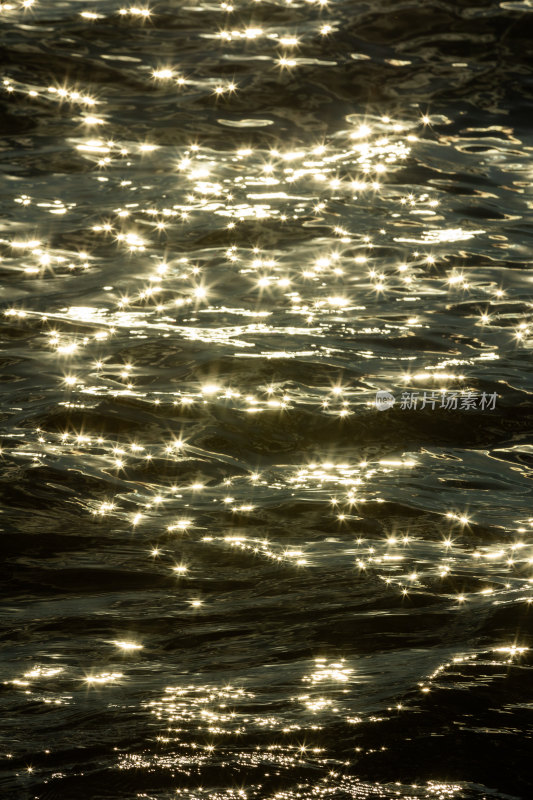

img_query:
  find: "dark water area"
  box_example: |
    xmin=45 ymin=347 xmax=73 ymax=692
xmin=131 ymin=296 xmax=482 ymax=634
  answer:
xmin=1 ymin=0 xmax=533 ymax=798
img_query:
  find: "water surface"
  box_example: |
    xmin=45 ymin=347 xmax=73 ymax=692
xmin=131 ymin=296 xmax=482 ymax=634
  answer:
xmin=1 ymin=1 xmax=533 ymax=798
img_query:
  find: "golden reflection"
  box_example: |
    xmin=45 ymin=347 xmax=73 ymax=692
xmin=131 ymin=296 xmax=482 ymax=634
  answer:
xmin=3 ymin=18 xmax=531 ymax=782
xmin=113 ymin=640 xmax=142 ymax=651
xmin=85 ymin=671 xmax=123 ymax=685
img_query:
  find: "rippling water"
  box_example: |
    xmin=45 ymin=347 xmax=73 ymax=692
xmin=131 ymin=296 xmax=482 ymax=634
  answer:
xmin=2 ymin=1 xmax=533 ymax=798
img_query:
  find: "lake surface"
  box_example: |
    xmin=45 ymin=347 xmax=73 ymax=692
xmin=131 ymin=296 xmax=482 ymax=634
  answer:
xmin=1 ymin=1 xmax=533 ymax=798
